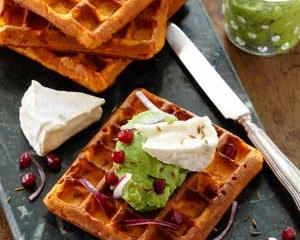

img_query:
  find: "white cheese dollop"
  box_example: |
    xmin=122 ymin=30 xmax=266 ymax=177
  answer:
xmin=135 ymin=116 xmax=218 ymax=172
xmin=19 ymin=80 xmax=105 ymax=156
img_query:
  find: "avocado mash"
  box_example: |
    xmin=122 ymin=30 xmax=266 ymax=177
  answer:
xmin=115 ymin=111 xmax=188 ymax=212
xmin=224 ymin=0 xmax=300 ymax=55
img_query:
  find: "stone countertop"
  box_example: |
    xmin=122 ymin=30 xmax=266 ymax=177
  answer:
xmin=0 ymin=0 xmax=299 ymax=239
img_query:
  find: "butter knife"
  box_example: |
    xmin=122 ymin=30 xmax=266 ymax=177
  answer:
xmin=167 ymin=23 xmax=300 ymax=211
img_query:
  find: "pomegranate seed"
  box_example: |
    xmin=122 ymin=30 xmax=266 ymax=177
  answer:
xmin=112 ymin=150 xmax=125 ymax=164
xmin=118 ymin=130 xmax=134 ymax=144
xmin=46 ymin=153 xmax=61 ymax=170
xmin=22 ymin=172 xmax=36 ymax=188
xmin=223 ymin=143 xmax=237 ymax=159
xmin=171 ymin=210 xmax=183 ymax=225
xmin=19 ymin=152 xmax=32 ymax=169
xmin=282 ymin=227 xmax=296 ymax=240
xmin=154 ymin=179 xmax=166 ymax=194
xmin=105 ymin=171 xmax=119 ymax=186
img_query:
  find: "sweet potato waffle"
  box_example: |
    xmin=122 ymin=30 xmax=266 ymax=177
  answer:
xmin=11 ymin=0 xmax=156 ymax=49
xmin=11 ymin=47 xmax=131 ymax=93
xmin=168 ymin=0 xmax=187 ymax=17
xmin=5 ymin=1 xmax=187 ymax=93
xmin=0 ymin=0 xmax=168 ymax=59
xmin=44 ymin=89 xmax=264 ymax=240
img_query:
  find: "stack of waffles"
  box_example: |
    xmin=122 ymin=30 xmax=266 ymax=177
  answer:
xmin=44 ymin=89 xmax=264 ymax=240
xmin=0 ymin=0 xmax=187 ymax=92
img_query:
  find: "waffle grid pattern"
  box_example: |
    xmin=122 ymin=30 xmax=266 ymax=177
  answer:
xmin=12 ymin=0 xmax=156 ymax=48
xmin=0 ymin=0 xmax=168 ymax=59
xmin=0 ymin=0 xmax=187 ymax=93
xmin=11 ymin=47 xmax=131 ymax=93
xmin=44 ymin=89 xmax=263 ymax=240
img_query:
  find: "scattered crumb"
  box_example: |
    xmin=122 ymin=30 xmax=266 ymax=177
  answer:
xmin=251 ymin=231 xmax=262 ymax=236
xmin=252 ymin=218 xmax=258 ymax=229
xmin=15 ymin=187 xmax=25 ymax=192
xmin=243 ymin=214 xmax=251 ymax=222
xmin=250 ymin=231 xmax=262 ymax=236
xmin=244 ymin=214 xmax=262 ymax=237
xmin=256 ymin=190 xmax=261 ymax=200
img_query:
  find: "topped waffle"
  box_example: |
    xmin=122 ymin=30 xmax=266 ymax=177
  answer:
xmin=11 ymin=0 xmax=156 ymax=49
xmin=44 ymin=89 xmax=263 ymax=240
xmin=0 ymin=0 xmax=169 ymax=59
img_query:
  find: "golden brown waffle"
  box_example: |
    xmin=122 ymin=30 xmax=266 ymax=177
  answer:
xmin=168 ymin=0 xmax=187 ymax=17
xmin=0 ymin=0 xmax=168 ymax=59
xmin=11 ymin=47 xmax=131 ymax=93
xmin=44 ymin=89 xmax=264 ymax=240
xmin=5 ymin=1 xmax=187 ymax=93
xmin=11 ymin=0 xmax=156 ymax=49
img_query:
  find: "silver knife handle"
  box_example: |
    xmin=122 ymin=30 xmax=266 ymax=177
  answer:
xmin=238 ymin=114 xmax=300 ymax=211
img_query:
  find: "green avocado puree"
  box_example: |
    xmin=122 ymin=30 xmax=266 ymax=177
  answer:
xmin=224 ymin=0 xmax=300 ymax=55
xmin=115 ymin=111 xmax=188 ymax=212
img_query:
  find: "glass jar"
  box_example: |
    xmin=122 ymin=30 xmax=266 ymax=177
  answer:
xmin=223 ymin=0 xmax=300 ymax=56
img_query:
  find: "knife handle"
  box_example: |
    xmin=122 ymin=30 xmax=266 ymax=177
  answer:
xmin=238 ymin=114 xmax=300 ymax=211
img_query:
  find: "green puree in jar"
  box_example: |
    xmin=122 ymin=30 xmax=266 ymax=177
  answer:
xmin=115 ymin=111 xmax=188 ymax=212
xmin=224 ymin=0 xmax=300 ymax=55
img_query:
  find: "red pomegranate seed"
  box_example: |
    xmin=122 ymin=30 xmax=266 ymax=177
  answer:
xmin=223 ymin=143 xmax=237 ymax=159
xmin=22 ymin=172 xmax=36 ymax=188
xmin=46 ymin=153 xmax=61 ymax=170
xmin=118 ymin=130 xmax=134 ymax=144
xmin=171 ymin=210 xmax=183 ymax=225
xmin=154 ymin=179 xmax=166 ymax=194
xmin=282 ymin=227 xmax=296 ymax=240
xmin=20 ymin=152 xmax=32 ymax=169
xmin=105 ymin=171 xmax=119 ymax=186
xmin=112 ymin=150 xmax=125 ymax=164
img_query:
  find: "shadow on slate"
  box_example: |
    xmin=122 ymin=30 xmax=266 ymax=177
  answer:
xmin=0 ymin=0 xmax=298 ymax=239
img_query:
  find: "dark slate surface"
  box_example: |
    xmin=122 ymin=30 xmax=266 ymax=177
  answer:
xmin=0 ymin=0 xmax=298 ymax=239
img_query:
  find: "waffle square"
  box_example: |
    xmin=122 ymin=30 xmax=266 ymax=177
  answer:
xmin=10 ymin=47 xmax=131 ymax=93
xmin=11 ymin=0 xmax=157 ymax=49
xmin=44 ymin=89 xmax=264 ymax=240
xmin=0 ymin=0 xmax=169 ymax=59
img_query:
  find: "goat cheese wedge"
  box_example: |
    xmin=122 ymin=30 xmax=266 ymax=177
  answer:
xmin=19 ymin=80 xmax=105 ymax=156
xmin=135 ymin=116 xmax=218 ymax=172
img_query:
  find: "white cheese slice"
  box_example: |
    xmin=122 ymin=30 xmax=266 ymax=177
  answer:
xmin=135 ymin=116 xmax=218 ymax=172
xmin=19 ymin=80 xmax=105 ymax=156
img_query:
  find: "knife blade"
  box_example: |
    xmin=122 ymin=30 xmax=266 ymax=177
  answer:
xmin=167 ymin=23 xmax=300 ymax=211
